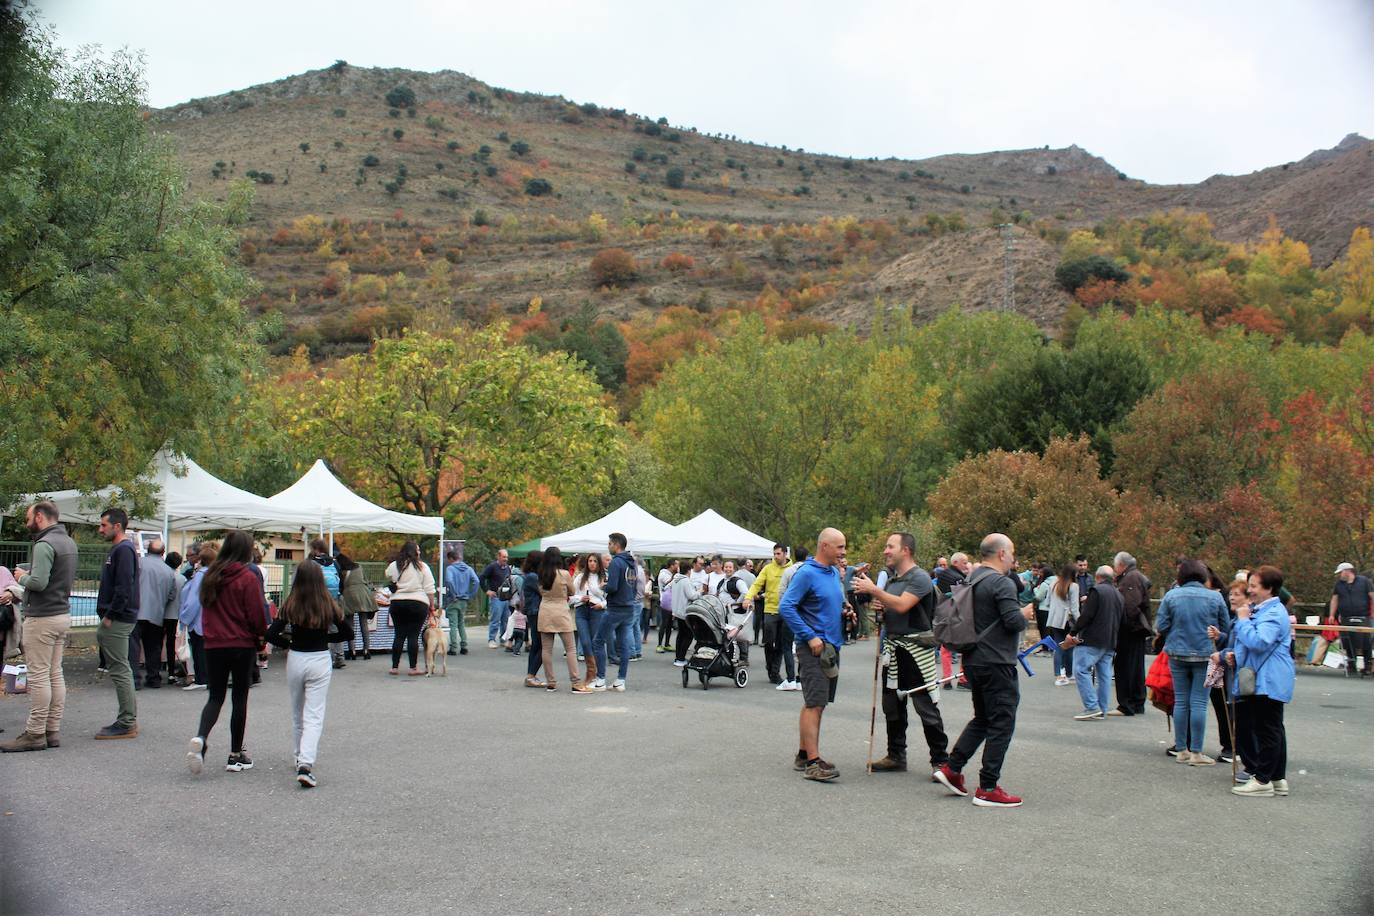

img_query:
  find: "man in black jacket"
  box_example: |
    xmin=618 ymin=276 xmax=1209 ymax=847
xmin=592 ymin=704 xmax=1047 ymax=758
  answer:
xmin=1063 ymin=566 xmax=1123 ymax=720
xmin=95 ymin=508 xmax=140 ymax=740
xmin=1111 ymin=551 xmax=1152 ymax=716
xmin=933 ymin=533 xmax=1034 ymax=808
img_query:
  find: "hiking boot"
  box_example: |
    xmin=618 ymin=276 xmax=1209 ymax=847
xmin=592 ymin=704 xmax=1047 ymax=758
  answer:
xmin=95 ymin=723 xmax=138 ymax=740
xmin=45 ymin=732 xmax=59 ymax=748
xmin=869 ymin=755 xmax=907 ymax=772
xmin=934 ymin=764 xmax=967 ymax=797
xmin=1175 ymin=750 xmax=1195 ymax=764
xmin=1074 ymin=709 xmax=1104 ymax=721
xmin=1231 ymin=777 xmax=1274 ymax=797
xmin=1188 ymin=753 xmax=1217 ymax=767
xmin=803 ymin=758 xmax=838 ymax=781
xmin=1272 ymin=778 xmax=1289 ymax=796
xmin=973 ymin=786 xmax=1024 ymax=808
xmin=793 ymin=751 xmax=808 ymax=772
xmin=0 ymin=731 xmax=47 ymax=753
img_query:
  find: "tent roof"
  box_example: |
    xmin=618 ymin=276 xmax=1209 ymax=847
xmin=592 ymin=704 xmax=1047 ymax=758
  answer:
xmin=267 ymin=460 xmax=443 ymax=536
xmin=505 ymin=537 xmax=542 ymax=559
xmin=668 ymin=509 xmax=775 ymax=559
xmin=33 ymin=450 xmax=318 ymax=533
xmin=541 ymin=501 xmax=682 ymax=555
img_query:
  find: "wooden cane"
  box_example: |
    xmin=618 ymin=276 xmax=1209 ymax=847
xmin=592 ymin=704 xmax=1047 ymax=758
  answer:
xmin=865 ymin=632 xmax=883 ymax=774
xmin=1224 ymin=685 xmax=1239 ymax=782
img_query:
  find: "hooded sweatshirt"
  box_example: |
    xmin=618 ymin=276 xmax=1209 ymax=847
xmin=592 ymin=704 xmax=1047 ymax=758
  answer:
xmin=202 ymin=562 xmax=269 ymax=650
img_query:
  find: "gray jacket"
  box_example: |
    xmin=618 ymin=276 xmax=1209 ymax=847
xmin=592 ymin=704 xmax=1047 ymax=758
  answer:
xmin=21 ymin=524 xmax=78 ymax=619
xmin=137 ymin=557 xmax=182 ymax=624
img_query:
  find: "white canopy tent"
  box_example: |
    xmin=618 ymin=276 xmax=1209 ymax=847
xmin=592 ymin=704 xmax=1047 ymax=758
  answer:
xmin=667 ymin=509 xmax=776 ymax=559
xmin=266 ymin=460 xmax=444 ymax=543
xmin=542 ymin=501 xmax=682 ymax=556
xmin=29 ymin=450 xmax=317 ymax=538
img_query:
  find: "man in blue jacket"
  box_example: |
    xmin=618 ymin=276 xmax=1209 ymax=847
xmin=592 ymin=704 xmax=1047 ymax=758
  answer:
xmin=778 ymin=527 xmax=847 ymax=782
xmin=443 ymin=548 xmax=479 ymax=656
xmin=599 ymin=532 xmax=638 ymax=692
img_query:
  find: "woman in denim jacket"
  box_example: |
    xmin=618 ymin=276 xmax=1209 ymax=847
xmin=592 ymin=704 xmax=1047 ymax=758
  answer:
xmin=1154 ymin=558 xmax=1230 ymax=765
xmin=1222 ymin=565 xmax=1296 ymax=798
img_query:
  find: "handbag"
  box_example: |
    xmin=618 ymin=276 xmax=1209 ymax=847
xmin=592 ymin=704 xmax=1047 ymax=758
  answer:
xmin=1238 ymin=642 xmax=1280 ymax=697
xmin=1321 ymin=617 xmax=1341 ymax=643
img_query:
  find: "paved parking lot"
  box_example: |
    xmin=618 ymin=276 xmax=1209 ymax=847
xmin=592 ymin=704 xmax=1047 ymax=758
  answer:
xmin=1 ymin=638 xmax=1370 ymax=914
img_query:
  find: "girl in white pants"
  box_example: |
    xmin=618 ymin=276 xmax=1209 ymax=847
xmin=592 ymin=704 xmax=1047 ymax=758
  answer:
xmin=266 ymin=562 xmax=353 ymax=788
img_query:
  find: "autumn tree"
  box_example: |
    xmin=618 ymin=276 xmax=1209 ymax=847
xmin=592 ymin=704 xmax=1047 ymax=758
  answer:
xmin=0 ymin=17 xmax=260 ymax=507
xmin=284 ymin=325 xmax=623 ymax=528
xmin=927 ymin=436 xmax=1119 ymax=564
xmin=590 ymin=248 xmax=638 ymax=287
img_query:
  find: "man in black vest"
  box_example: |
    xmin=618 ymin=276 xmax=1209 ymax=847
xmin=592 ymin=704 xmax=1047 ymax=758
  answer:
xmin=0 ymin=501 xmax=78 ymax=752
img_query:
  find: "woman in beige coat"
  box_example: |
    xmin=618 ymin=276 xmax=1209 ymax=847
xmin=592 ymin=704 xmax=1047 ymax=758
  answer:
xmin=538 ymin=547 xmax=591 ymax=694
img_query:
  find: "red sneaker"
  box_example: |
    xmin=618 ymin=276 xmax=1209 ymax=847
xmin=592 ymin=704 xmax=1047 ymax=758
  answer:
xmin=973 ymin=786 xmax=1023 ymax=808
xmin=933 ymin=764 xmax=967 ymax=797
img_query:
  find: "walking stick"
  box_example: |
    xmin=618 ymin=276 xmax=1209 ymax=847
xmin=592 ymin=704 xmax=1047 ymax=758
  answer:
xmin=865 ymin=632 xmax=883 ymax=774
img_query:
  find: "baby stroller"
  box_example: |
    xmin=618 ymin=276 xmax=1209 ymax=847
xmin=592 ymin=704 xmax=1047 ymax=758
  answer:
xmin=681 ymin=594 xmax=752 ymax=689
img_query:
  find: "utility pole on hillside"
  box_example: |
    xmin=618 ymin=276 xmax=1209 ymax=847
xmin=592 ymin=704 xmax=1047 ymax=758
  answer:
xmin=998 ymin=223 xmax=1015 ymax=311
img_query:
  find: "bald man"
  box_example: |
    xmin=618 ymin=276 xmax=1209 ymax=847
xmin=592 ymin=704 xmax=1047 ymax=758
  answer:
xmin=777 ymin=528 xmax=847 ymax=781
xmin=934 ymin=533 xmax=1034 ymax=808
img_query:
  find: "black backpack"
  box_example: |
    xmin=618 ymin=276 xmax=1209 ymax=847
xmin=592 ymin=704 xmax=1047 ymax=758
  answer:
xmin=933 ymin=575 xmax=997 ymax=653
xmin=496 ymin=569 xmax=518 ymax=601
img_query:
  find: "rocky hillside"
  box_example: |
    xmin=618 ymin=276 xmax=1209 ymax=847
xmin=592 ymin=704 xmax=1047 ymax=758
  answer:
xmin=151 ymin=63 xmax=1373 ymax=341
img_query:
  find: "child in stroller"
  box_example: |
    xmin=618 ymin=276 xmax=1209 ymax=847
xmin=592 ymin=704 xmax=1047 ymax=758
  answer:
xmin=679 ymin=594 xmax=752 ymax=690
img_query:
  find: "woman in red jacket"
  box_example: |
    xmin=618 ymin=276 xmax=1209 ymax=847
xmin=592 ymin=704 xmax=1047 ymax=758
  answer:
xmin=186 ymin=530 xmax=268 ymax=775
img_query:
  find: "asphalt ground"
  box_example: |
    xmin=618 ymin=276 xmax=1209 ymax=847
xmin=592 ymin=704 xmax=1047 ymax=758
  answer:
xmin=0 ymin=633 xmax=1370 ymax=915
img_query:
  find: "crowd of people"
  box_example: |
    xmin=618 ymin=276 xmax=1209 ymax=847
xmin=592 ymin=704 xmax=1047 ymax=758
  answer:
xmin=2 ymin=498 xmax=1369 ymax=807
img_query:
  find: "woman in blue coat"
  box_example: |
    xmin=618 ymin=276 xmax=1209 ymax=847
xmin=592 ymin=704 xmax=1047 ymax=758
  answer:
xmin=1155 ymin=558 xmax=1230 ymax=765
xmin=1224 ymin=565 xmax=1295 ymax=798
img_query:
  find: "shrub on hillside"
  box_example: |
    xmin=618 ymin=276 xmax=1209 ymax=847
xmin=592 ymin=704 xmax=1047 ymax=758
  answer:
xmin=590 ymin=248 xmax=638 ymax=287
xmin=1055 ymin=255 xmax=1130 ymax=293
xmin=660 ymin=253 xmax=695 ymax=272
xmin=385 ymin=85 xmax=416 ymax=109
xmin=524 ymin=178 xmax=553 ymax=196
xmin=665 ymin=167 xmax=685 ymax=189
xmin=362 ymin=154 xmax=380 ymax=167
xmin=333 ymin=108 xmax=346 ymax=118
xmin=510 ymin=140 xmax=530 ymax=157
xmin=392 ymin=129 xmax=404 ymax=141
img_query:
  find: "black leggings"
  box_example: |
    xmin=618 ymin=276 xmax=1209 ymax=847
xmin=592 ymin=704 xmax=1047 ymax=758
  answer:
xmin=658 ymin=608 xmax=674 ymax=647
xmin=196 ymin=646 xmax=256 ymax=755
xmin=675 ymin=617 xmax=694 ymax=661
xmin=390 ymin=600 xmax=427 ymax=669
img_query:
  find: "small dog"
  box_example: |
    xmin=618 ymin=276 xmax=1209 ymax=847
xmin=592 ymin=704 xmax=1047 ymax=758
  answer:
xmin=423 ymin=610 xmax=449 ymax=677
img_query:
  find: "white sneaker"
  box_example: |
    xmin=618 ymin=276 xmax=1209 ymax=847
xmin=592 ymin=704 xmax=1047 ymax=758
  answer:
xmin=776 ymin=680 xmax=791 ymax=691
xmin=1188 ymin=753 xmax=1217 ymax=767
xmin=182 ymin=682 xmax=206 ymax=691
xmin=1175 ymin=750 xmax=1195 ymax=764
xmin=1054 ymin=676 xmax=1070 ymax=687
xmin=488 ymin=640 xmax=498 ymax=649
xmin=591 ymin=678 xmax=606 ymax=691
xmin=611 ymin=679 xmax=625 ymax=692
xmin=1272 ymin=778 xmax=1289 ymax=796
xmin=1232 ymin=777 xmax=1274 ymax=797
xmin=673 ymin=659 xmax=688 ymax=668
xmin=784 ymin=680 xmax=802 ymax=691
xmin=187 ymin=736 xmax=204 ymax=776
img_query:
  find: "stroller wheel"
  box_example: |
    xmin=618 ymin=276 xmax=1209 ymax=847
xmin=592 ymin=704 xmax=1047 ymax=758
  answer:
xmin=681 ymin=667 xmax=690 ymax=689
xmin=734 ymin=667 xmax=749 ymax=688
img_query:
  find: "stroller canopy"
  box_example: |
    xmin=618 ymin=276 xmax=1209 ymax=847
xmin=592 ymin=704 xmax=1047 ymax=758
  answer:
xmin=684 ymin=594 xmax=729 ymax=642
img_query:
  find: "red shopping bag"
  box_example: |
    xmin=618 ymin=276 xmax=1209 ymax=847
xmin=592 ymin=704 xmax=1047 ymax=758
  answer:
xmin=1321 ymin=617 xmax=1340 ymax=643
xmin=1146 ymin=649 xmax=1174 ymax=715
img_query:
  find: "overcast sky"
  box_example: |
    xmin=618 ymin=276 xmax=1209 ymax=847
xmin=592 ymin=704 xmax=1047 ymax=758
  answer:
xmin=33 ymin=0 xmax=1374 ymax=184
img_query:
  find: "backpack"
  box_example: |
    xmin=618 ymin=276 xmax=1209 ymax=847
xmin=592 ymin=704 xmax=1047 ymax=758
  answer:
xmin=318 ymin=560 xmax=341 ymax=599
xmin=496 ymin=570 xmax=518 ymax=601
xmin=660 ymin=578 xmax=674 ymax=613
xmin=933 ymin=575 xmax=997 ymax=652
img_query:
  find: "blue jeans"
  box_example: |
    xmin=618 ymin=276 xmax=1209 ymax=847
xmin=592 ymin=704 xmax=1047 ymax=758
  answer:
xmin=486 ymin=598 xmax=510 ymax=642
xmin=1169 ymin=658 xmax=1210 ymax=752
xmin=1049 ymin=627 xmax=1074 ymax=678
xmin=576 ymin=605 xmax=603 ymax=663
xmin=631 ymin=601 xmax=643 ymax=655
xmin=598 ymin=607 xmax=636 ymax=682
xmin=1074 ymin=645 xmax=1114 ymax=713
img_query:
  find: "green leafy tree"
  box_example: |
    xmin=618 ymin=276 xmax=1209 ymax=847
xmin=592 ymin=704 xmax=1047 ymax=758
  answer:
xmin=665 ymin=167 xmax=685 ymax=189
xmin=948 ymin=336 xmax=1151 ymax=469
xmin=385 ymin=85 xmax=416 ymax=109
xmin=286 ymin=325 xmax=622 ymax=527
xmin=1055 ymin=254 xmax=1130 ymax=292
xmin=0 ymin=16 xmax=259 ymax=507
